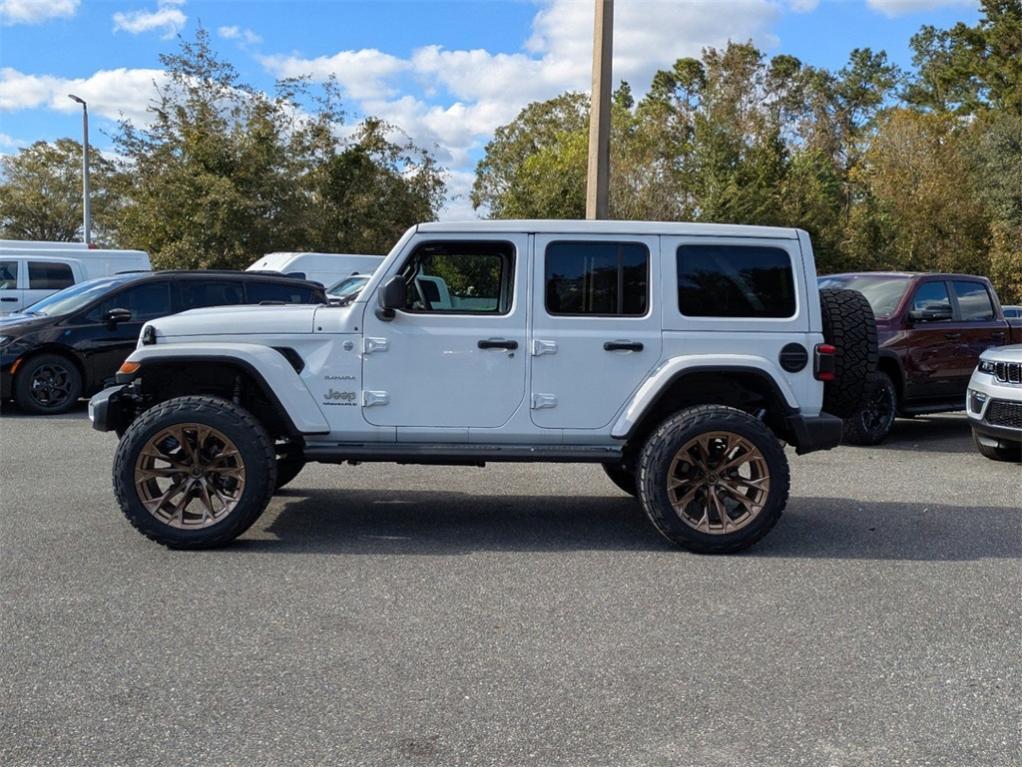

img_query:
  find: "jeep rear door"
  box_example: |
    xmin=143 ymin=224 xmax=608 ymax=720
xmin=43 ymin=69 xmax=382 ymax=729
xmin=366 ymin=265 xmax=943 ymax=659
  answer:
xmin=530 ymin=235 xmax=662 ymax=429
xmin=360 ymin=235 xmax=528 ymax=431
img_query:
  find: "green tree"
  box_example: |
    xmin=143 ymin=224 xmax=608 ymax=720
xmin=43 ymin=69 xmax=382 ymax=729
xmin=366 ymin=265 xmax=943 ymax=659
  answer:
xmin=0 ymin=139 xmax=117 ymax=242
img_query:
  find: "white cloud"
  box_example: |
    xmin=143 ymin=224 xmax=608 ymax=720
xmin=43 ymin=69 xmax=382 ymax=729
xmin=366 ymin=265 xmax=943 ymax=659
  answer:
xmin=0 ymin=131 xmax=27 ymax=149
xmin=113 ymin=0 xmax=186 ymax=38
xmin=866 ymin=0 xmax=977 ymax=17
xmin=0 ymin=0 xmax=77 ymax=25
xmin=788 ymin=0 xmax=820 ymax=11
xmin=0 ymin=66 xmax=166 ymax=125
xmin=261 ymin=48 xmax=410 ymax=100
xmin=218 ymin=24 xmax=261 ymax=45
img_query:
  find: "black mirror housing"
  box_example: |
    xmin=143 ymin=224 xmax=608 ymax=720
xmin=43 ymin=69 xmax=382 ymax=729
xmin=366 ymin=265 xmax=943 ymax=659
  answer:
xmin=104 ymin=307 xmax=133 ymax=326
xmin=376 ymin=276 xmax=406 ymax=321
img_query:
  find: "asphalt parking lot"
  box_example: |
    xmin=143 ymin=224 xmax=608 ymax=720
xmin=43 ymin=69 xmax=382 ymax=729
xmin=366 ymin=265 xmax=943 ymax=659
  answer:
xmin=1 ymin=406 xmax=1019 ymax=766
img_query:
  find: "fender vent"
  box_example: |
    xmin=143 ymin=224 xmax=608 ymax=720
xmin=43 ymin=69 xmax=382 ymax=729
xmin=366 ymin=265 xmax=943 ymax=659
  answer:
xmin=272 ymin=347 xmax=305 ymax=373
xmin=779 ymin=343 xmax=809 ymax=373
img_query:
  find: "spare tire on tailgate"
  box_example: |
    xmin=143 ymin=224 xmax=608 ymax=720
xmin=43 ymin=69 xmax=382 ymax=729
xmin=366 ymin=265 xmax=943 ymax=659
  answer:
xmin=819 ymin=287 xmax=878 ymax=418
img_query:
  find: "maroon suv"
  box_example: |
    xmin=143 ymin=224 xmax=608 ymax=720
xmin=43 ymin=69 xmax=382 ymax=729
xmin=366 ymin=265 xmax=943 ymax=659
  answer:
xmin=817 ymin=272 xmax=1022 ymax=444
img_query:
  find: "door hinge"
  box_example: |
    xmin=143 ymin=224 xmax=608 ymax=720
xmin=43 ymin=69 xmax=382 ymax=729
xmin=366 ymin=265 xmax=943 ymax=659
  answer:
xmin=363 ymin=337 xmax=389 ymax=354
xmin=531 ymin=393 xmax=558 ymax=410
xmin=532 ymin=339 xmax=558 ymax=356
xmin=363 ymin=390 xmax=390 ymax=407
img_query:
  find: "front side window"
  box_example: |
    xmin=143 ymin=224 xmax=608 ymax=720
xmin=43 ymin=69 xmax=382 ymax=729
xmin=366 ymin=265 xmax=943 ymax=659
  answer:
xmin=0 ymin=260 xmax=17 ymax=290
xmin=952 ymin=281 xmax=994 ymax=322
xmin=246 ymin=281 xmax=319 ymax=304
xmin=911 ymin=281 xmax=952 ymax=316
xmin=545 ymin=241 xmax=649 ymax=316
xmin=178 ymin=281 xmax=245 ymax=311
xmin=400 ymin=241 xmax=514 ymax=315
xmin=28 ymin=262 xmax=74 ymax=290
xmin=677 ymin=245 xmax=795 ymax=318
xmin=83 ymin=282 xmax=172 ymax=323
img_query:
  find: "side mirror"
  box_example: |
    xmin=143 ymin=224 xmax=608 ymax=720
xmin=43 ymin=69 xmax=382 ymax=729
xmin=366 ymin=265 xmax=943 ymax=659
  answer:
xmin=104 ymin=307 xmax=133 ymax=327
xmin=375 ymin=276 xmax=406 ymax=321
xmin=909 ymin=306 xmax=953 ymax=322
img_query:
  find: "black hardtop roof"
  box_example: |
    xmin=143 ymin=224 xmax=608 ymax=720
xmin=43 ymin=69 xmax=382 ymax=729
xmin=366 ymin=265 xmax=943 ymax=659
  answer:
xmin=113 ymin=269 xmax=325 ymax=289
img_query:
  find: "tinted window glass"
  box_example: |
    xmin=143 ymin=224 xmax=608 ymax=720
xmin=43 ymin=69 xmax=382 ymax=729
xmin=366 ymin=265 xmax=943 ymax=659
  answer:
xmin=0 ymin=261 xmax=16 ymax=289
xmin=246 ymin=281 xmax=317 ymax=304
xmin=28 ymin=261 xmax=74 ymax=290
xmin=84 ymin=282 xmax=172 ymax=323
xmin=952 ymin=281 xmax=994 ymax=321
xmin=677 ymin=245 xmax=794 ymax=318
xmin=401 ymin=242 xmax=514 ymax=314
xmin=179 ymin=281 xmax=245 ymax=311
xmin=911 ymin=281 xmax=951 ymax=315
xmin=545 ymin=241 xmax=649 ymax=316
xmin=817 ymin=275 xmax=909 ymax=318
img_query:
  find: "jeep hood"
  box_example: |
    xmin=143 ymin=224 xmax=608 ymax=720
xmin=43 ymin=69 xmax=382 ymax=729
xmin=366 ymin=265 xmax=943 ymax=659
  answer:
xmin=146 ymin=304 xmax=331 ymax=338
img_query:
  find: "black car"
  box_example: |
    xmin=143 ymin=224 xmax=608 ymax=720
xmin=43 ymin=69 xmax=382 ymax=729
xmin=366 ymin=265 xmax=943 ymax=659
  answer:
xmin=0 ymin=270 xmax=326 ymax=414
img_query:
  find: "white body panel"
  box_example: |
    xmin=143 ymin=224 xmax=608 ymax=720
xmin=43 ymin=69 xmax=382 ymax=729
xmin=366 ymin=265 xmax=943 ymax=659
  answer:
xmin=967 ymin=344 xmax=1022 ymax=427
xmin=247 ymin=252 xmax=383 ymax=288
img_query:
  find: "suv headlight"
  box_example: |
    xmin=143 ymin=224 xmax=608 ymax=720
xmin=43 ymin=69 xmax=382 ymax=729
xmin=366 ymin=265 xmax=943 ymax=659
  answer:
xmin=977 ymin=360 xmax=996 ymax=375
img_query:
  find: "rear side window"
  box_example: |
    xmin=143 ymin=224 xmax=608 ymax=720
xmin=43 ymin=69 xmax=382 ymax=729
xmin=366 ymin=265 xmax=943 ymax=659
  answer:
xmin=545 ymin=241 xmax=649 ymax=316
xmin=0 ymin=261 xmax=16 ymax=289
xmin=28 ymin=261 xmax=75 ymax=290
xmin=178 ymin=281 xmax=245 ymax=311
xmin=952 ymin=281 xmax=994 ymax=321
xmin=245 ymin=281 xmax=320 ymax=304
xmin=677 ymin=245 xmax=795 ymax=318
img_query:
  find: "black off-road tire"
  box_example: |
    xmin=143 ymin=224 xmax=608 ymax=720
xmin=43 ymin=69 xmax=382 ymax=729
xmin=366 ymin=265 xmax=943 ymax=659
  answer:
xmin=636 ymin=405 xmax=790 ymax=554
xmin=602 ymin=461 xmax=637 ymax=496
xmin=275 ymin=450 xmax=306 ymax=491
xmin=842 ymin=370 xmax=898 ymax=446
xmin=13 ymin=353 xmax=82 ymax=415
xmin=113 ymin=396 xmax=277 ymax=549
xmin=819 ymin=288 xmax=878 ymax=418
xmin=972 ymin=432 xmax=1022 ymax=463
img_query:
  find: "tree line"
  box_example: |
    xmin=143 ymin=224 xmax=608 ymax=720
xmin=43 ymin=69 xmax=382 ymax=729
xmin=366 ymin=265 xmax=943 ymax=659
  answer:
xmin=473 ymin=0 xmax=1021 ymax=302
xmin=0 ymin=29 xmax=445 ymax=270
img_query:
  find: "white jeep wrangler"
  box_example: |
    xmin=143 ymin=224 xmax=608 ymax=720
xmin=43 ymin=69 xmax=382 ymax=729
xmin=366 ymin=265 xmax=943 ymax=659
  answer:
xmin=90 ymin=221 xmax=876 ymax=554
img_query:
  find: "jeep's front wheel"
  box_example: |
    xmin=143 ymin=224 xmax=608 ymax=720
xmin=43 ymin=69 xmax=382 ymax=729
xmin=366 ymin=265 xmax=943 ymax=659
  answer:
xmin=113 ymin=396 xmax=277 ymax=548
xmin=636 ymin=405 xmax=790 ymax=554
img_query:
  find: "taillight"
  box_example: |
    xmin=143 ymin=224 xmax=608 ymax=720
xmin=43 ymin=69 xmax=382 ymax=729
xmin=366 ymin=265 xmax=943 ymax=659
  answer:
xmin=814 ymin=343 xmax=836 ymax=381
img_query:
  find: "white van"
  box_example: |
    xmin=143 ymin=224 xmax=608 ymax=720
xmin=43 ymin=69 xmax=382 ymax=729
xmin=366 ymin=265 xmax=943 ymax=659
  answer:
xmin=247 ymin=252 xmax=383 ymax=287
xmin=0 ymin=242 xmax=151 ymax=314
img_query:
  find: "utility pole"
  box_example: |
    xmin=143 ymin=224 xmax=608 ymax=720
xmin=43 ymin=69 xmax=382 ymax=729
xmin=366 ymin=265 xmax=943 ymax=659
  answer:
xmin=67 ymin=94 xmax=91 ymax=245
xmin=585 ymin=0 xmax=613 ymax=220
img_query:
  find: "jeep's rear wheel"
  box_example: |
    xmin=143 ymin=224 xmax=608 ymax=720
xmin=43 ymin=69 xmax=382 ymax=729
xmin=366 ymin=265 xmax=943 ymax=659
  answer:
xmin=637 ymin=405 xmax=790 ymax=554
xmin=113 ymin=396 xmax=276 ymax=548
xmin=819 ymin=288 xmax=878 ymax=418
xmin=602 ymin=461 xmax=637 ymax=496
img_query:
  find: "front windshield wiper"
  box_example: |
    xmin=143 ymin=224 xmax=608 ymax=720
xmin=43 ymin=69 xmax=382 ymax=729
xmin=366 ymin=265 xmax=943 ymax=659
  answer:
xmin=334 ymin=292 xmax=361 ymax=306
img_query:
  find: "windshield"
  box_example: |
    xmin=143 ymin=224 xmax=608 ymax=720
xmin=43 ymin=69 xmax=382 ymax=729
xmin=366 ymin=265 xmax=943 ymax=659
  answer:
xmin=327 ymin=275 xmax=369 ymax=299
xmin=817 ymin=275 xmax=910 ymax=318
xmin=20 ymin=274 xmax=136 ymax=317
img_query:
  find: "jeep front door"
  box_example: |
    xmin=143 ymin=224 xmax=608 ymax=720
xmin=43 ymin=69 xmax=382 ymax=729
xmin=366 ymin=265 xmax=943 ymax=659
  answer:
xmin=530 ymin=235 xmax=662 ymax=429
xmin=361 ymin=236 xmax=527 ymax=429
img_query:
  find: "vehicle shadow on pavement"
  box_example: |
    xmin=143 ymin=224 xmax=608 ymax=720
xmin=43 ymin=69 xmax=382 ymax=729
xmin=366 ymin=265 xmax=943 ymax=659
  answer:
xmin=844 ymin=414 xmax=976 ymax=454
xmin=238 ymin=489 xmax=1020 ymax=561
xmin=0 ymin=400 xmax=89 ymax=420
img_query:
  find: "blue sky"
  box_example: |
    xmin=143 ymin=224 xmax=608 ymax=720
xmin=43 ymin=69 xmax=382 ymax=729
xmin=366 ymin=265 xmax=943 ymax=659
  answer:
xmin=0 ymin=0 xmax=981 ymax=217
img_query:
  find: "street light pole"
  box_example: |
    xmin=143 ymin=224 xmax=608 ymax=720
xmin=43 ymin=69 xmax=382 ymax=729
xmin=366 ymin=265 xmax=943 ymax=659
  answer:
xmin=67 ymin=94 xmax=91 ymax=246
xmin=585 ymin=0 xmax=613 ymax=220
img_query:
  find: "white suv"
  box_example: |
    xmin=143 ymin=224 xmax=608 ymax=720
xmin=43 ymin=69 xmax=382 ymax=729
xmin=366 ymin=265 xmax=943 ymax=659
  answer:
xmin=967 ymin=345 xmax=1022 ymax=462
xmin=90 ymin=220 xmax=876 ymax=554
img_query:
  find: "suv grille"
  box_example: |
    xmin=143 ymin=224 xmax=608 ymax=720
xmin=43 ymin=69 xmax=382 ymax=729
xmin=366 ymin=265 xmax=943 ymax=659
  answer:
xmin=986 ymin=400 xmax=1022 ymax=429
xmin=994 ymin=361 xmax=1021 ymax=384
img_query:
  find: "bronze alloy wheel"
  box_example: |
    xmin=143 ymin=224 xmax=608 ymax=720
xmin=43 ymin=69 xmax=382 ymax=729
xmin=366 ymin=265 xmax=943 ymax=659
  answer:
xmin=134 ymin=423 xmax=246 ymax=529
xmin=666 ymin=431 xmax=770 ymax=534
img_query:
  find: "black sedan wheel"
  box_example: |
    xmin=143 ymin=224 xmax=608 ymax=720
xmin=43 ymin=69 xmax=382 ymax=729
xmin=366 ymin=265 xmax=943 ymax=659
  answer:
xmin=13 ymin=354 xmax=83 ymax=415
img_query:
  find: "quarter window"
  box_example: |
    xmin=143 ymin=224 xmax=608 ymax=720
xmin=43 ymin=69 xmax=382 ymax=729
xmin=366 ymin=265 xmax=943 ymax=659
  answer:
xmin=400 ymin=241 xmax=514 ymax=315
xmin=952 ymin=281 xmax=994 ymax=322
xmin=910 ymin=281 xmax=952 ymax=315
xmin=28 ymin=262 xmax=74 ymax=290
xmin=677 ymin=245 xmax=795 ymax=318
xmin=545 ymin=241 xmax=649 ymax=316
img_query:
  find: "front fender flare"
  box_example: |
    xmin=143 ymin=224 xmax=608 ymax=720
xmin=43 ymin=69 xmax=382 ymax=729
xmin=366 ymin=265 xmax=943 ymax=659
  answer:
xmin=611 ymin=355 xmax=800 ymax=440
xmin=121 ymin=342 xmax=330 ymax=434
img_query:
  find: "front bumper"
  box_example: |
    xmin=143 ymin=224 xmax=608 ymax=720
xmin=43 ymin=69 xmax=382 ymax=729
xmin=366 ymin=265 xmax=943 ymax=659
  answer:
xmin=88 ymin=384 xmax=127 ymax=432
xmin=966 ymin=371 xmax=1022 ymax=447
xmin=785 ymin=412 xmax=843 ymax=455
